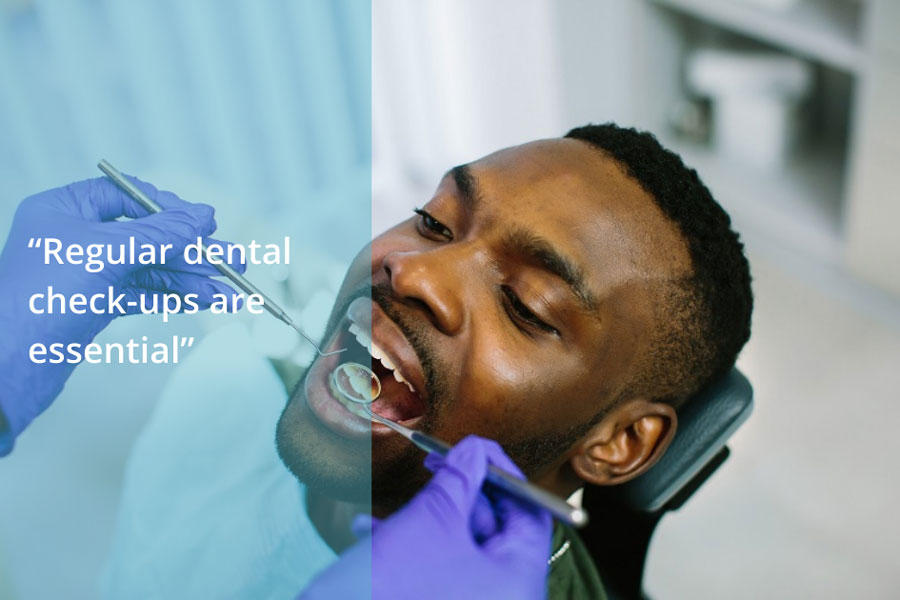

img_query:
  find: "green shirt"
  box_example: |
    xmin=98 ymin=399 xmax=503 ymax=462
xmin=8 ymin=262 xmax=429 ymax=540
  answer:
xmin=547 ymin=522 xmax=607 ymax=600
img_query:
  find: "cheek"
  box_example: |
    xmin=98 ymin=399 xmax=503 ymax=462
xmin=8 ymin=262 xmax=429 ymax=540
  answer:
xmin=450 ymin=329 xmax=589 ymax=438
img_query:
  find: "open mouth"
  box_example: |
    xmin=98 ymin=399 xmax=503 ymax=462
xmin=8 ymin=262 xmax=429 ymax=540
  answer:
xmin=303 ymin=295 xmax=429 ymax=438
xmin=333 ymin=320 xmax=427 ymax=423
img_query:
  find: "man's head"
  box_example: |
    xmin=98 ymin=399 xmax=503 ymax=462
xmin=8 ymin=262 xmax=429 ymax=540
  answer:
xmin=277 ymin=123 xmax=752 ymax=511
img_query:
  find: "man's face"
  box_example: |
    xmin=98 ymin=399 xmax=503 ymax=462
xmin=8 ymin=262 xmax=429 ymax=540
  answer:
xmin=277 ymin=139 xmax=689 ymax=507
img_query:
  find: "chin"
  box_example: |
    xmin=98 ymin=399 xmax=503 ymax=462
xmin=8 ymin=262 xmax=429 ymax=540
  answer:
xmin=275 ymin=385 xmax=373 ymax=504
xmin=275 ymin=380 xmax=440 ymax=512
xmin=369 ymin=444 xmax=433 ymax=512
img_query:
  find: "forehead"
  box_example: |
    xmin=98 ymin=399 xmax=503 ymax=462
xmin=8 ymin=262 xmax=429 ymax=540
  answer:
xmin=441 ymin=138 xmax=692 ymax=289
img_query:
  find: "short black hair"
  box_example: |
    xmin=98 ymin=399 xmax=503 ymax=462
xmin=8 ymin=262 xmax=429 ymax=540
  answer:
xmin=565 ymin=123 xmax=753 ymax=406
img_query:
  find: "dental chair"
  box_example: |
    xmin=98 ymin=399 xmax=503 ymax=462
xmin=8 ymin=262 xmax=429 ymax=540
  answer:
xmin=579 ymin=368 xmax=754 ymax=600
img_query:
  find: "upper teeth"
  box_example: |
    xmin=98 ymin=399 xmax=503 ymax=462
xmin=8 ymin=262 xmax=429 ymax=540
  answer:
xmin=348 ymin=323 xmax=416 ymax=394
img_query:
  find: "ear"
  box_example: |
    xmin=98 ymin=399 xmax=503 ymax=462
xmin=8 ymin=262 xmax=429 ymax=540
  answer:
xmin=570 ymin=399 xmax=677 ymax=486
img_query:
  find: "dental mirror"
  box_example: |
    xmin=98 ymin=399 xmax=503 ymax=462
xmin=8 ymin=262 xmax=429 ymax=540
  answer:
xmin=331 ymin=362 xmax=381 ymax=405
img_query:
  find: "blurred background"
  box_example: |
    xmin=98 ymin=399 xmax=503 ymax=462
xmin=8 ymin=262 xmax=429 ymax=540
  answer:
xmin=2 ymin=0 xmax=899 ymax=598
xmin=373 ymin=1 xmax=900 ymax=598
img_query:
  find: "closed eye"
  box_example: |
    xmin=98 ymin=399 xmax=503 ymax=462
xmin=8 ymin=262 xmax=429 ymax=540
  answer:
xmin=501 ymin=285 xmax=558 ymax=336
xmin=413 ymin=208 xmax=453 ymax=241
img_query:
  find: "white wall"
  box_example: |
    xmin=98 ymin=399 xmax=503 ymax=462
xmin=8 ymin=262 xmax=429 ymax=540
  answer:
xmin=373 ymin=0 xmax=589 ymax=234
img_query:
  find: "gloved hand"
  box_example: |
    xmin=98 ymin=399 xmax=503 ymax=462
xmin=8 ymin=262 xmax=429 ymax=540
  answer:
xmin=300 ymin=436 xmax=553 ymax=600
xmin=0 ymin=177 xmax=244 ymax=455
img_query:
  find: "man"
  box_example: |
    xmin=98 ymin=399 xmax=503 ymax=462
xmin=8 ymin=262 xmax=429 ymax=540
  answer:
xmin=276 ymin=122 xmax=753 ymax=596
xmin=4 ymin=122 xmax=749 ymax=597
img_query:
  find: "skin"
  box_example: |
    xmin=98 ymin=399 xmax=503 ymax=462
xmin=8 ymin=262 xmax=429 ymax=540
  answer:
xmin=276 ymin=138 xmax=693 ymax=549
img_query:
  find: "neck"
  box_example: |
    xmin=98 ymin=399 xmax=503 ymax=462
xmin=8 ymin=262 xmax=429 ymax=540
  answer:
xmin=305 ymin=489 xmax=397 ymax=554
xmin=305 ymin=489 xmax=360 ymax=553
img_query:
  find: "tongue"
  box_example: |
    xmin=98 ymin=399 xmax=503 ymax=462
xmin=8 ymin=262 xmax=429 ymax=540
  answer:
xmin=370 ymin=363 xmax=425 ymax=422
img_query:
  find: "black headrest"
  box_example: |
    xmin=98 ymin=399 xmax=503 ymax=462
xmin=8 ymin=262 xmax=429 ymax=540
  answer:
xmin=603 ymin=368 xmax=753 ymax=512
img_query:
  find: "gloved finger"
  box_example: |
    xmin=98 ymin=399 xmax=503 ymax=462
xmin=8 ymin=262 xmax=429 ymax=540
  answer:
xmin=454 ymin=437 xmax=551 ymax=554
xmin=351 ymin=513 xmax=383 ymax=539
xmin=162 ymin=237 xmax=248 ymax=275
xmin=110 ymin=204 xmax=217 ymax=262
xmin=430 ymin=436 xmax=529 ymax=519
xmin=120 ymin=176 xmax=214 ymax=218
xmin=423 ymin=449 xmax=447 ymax=473
xmin=427 ymin=438 xmax=524 ymax=479
xmin=56 ymin=178 xmax=151 ymax=221
xmin=456 ymin=439 xmax=524 ymax=543
xmin=62 ymin=176 xmax=202 ymax=222
xmin=411 ymin=436 xmax=491 ymax=524
xmin=421 ymin=436 xmax=515 ymax=475
xmin=470 ymin=492 xmax=500 ymax=543
xmin=480 ymin=491 xmax=553 ymax=559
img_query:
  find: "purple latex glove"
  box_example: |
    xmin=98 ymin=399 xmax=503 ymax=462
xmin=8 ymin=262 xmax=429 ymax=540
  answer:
xmin=0 ymin=177 xmax=244 ymax=455
xmin=300 ymin=435 xmax=553 ymax=600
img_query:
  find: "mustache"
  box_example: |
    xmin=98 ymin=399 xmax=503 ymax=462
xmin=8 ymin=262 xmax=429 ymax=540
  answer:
xmin=371 ymin=283 xmax=449 ymax=424
xmin=320 ymin=280 xmax=450 ymax=428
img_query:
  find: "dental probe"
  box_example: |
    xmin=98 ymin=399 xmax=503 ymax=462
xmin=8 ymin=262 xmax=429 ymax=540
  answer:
xmin=331 ymin=363 xmax=589 ymax=528
xmin=369 ymin=409 xmax=589 ymax=528
xmin=98 ymin=159 xmax=345 ymax=357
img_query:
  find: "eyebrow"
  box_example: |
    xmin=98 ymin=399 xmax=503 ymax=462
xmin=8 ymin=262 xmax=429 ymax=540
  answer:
xmin=448 ymin=164 xmax=480 ymax=212
xmin=500 ymin=226 xmax=599 ymax=314
xmin=445 ymin=164 xmax=599 ymax=314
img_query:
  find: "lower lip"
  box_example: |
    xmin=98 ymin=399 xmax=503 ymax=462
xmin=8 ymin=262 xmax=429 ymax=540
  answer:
xmin=304 ymin=318 xmax=424 ymax=439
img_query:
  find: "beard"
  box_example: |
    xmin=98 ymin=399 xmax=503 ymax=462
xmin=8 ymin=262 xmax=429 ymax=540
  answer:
xmin=276 ymin=281 xmax=601 ymax=513
xmin=275 ymin=282 xmax=456 ymax=512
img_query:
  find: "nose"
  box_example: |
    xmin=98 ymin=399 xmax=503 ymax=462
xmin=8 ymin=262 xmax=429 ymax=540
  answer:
xmin=382 ymin=249 xmax=465 ymax=335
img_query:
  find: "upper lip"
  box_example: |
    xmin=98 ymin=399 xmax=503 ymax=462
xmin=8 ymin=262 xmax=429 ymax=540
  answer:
xmin=348 ymin=297 xmax=428 ymax=409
